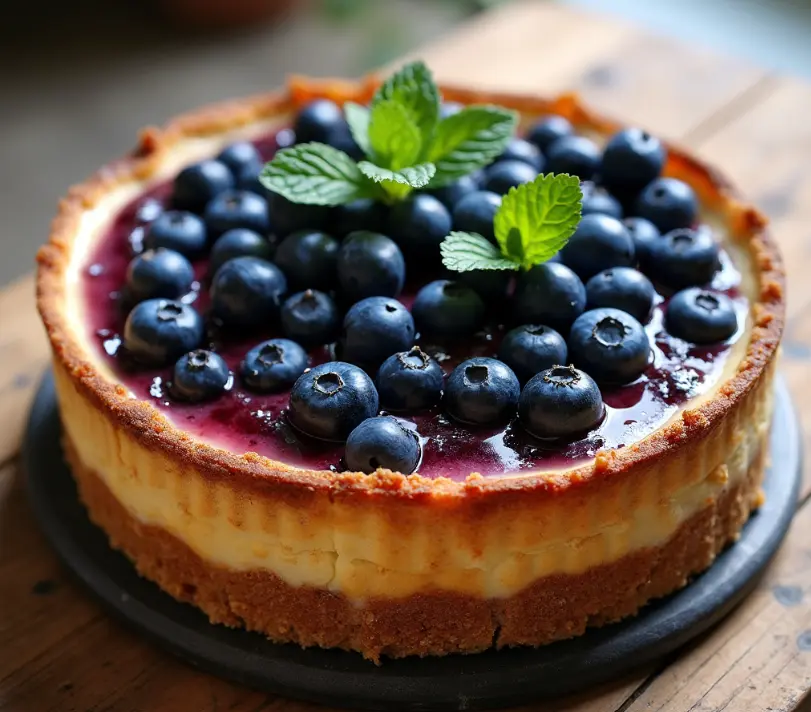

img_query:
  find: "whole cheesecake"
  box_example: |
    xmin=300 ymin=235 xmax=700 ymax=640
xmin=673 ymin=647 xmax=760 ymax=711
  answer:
xmin=36 ymin=71 xmax=784 ymax=662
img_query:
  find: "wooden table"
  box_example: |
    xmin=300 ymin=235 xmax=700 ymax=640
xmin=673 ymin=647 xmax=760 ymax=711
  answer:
xmin=2 ymin=2 xmax=811 ymax=710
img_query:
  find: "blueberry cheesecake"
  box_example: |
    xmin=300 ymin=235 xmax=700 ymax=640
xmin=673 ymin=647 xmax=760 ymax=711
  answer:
xmin=37 ymin=63 xmax=784 ymax=661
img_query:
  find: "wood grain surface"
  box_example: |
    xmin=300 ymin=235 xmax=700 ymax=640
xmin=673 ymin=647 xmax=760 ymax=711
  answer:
xmin=2 ymin=1 xmax=811 ymax=709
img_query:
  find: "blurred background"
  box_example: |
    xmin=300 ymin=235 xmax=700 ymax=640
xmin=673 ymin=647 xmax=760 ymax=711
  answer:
xmin=2 ymin=0 xmax=810 ymax=288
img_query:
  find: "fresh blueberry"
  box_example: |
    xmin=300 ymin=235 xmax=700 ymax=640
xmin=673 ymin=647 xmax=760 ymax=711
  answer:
xmin=172 ymin=350 xmax=231 ymax=402
xmin=125 ymin=248 xmax=194 ymax=303
xmin=526 ymin=115 xmax=573 ymax=152
xmin=240 ymin=338 xmax=309 ymax=393
xmin=513 ymin=262 xmax=586 ymax=331
xmin=545 ymin=136 xmax=600 ymax=181
xmin=326 ymin=123 xmax=365 ymax=161
xmin=498 ymin=324 xmax=568 ymax=384
xmin=452 ymin=190 xmax=502 ymax=243
xmin=332 ymin=199 xmax=387 ymax=238
xmin=294 ymin=99 xmax=345 ymax=143
xmin=440 ymin=101 xmax=464 ymax=119
xmin=561 ymin=214 xmax=635 ymax=280
xmin=216 ymin=141 xmax=262 ymax=179
xmin=376 ymin=346 xmax=444 ymax=412
xmin=647 ymin=226 xmax=719 ymax=289
xmin=210 ymin=256 xmax=287 ymax=328
xmin=387 ymin=194 xmax=452 ymax=261
xmin=288 ymin=361 xmax=379 ymax=441
xmin=204 ymin=189 xmax=270 ymax=240
xmin=173 ymin=159 xmax=234 ymax=213
xmin=495 ymin=138 xmax=545 ymax=171
xmin=236 ymin=163 xmax=269 ymax=198
xmin=519 ymin=365 xmax=604 ymax=439
xmin=568 ymin=308 xmax=651 ymax=384
xmin=623 ymin=217 xmax=661 ymax=269
xmin=135 ymin=198 xmax=163 ymax=225
xmin=634 ymin=177 xmax=698 ymax=233
xmin=444 ymin=357 xmax=520 ymax=426
xmin=280 ymin=289 xmax=341 ymax=348
xmin=209 ymin=228 xmax=273 ymax=276
xmin=144 ymin=210 xmax=207 ymax=259
xmin=268 ymin=192 xmax=331 ymax=238
xmin=457 ymin=269 xmax=511 ymax=302
xmin=482 ymin=159 xmax=538 ymax=195
xmin=340 ymin=297 xmax=415 ymax=371
xmin=345 ymin=416 xmax=421 ymax=474
xmin=581 ymin=181 xmax=623 ymax=219
xmin=426 ymin=171 xmax=482 ymax=210
xmin=337 ymin=231 xmax=406 ymax=303
xmin=666 ymin=288 xmax=738 ymax=344
xmin=411 ymin=280 xmax=486 ymax=340
xmin=601 ymin=128 xmax=666 ymax=196
xmin=275 ymin=230 xmax=339 ymax=291
xmin=586 ymin=267 xmax=656 ymax=323
xmin=123 ymin=299 xmax=204 ymax=367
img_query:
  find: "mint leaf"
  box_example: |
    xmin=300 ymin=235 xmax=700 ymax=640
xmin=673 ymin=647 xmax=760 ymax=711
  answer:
xmin=368 ymin=100 xmax=422 ymax=170
xmin=428 ymin=106 xmax=518 ymax=187
xmin=358 ymin=161 xmax=436 ymax=201
xmin=440 ymin=232 xmax=519 ymax=272
xmin=260 ymin=143 xmax=379 ymax=205
xmin=494 ymin=174 xmax=582 ymax=268
xmin=344 ymin=102 xmax=372 ymax=159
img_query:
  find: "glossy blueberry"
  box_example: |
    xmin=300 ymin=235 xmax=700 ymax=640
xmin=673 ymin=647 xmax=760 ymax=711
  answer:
xmin=172 ymin=350 xmax=231 ymax=402
xmin=666 ymin=288 xmax=738 ymax=344
xmin=545 ymin=136 xmax=601 ymax=181
xmin=268 ymin=192 xmax=331 ymax=238
xmin=426 ymin=171 xmax=482 ymax=210
xmin=519 ymin=365 xmax=604 ymax=439
xmin=340 ymin=297 xmax=415 ymax=371
xmin=204 ymin=189 xmax=270 ymax=239
xmin=560 ymin=214 xmax=635 ymax=280
xmin=125 ymin=248 xmax=194 ymax=303
xmin=235 ymin=163 xmax=268 ymax=198
xmin=209 ymin=228 xmax=273 ymax=276
xmin=240 ymin=338 xmax=309 ymax=393
xmin=275 ymin=230 xmax=339 ymax=291
xmin=337 ymin=231 xmax=406 ymax=303
xmin=387 ymin=194 xmax=452 ymax=260
xmin=210 ymin=256 xmax=287 ymax=328
xmin=513 ymin=262 xmax=586 ymax=332
xmin=457 ymin=269 xmax=511 ymax=302
xmin=326 ymin=123 xmax=364 ymax=161
xmin=411 ymin=280 xmax=486 ymax=340
xmin=280 ymin=289 xmax=341 ymax=347
xmin=647 ymin=226 xmax=720 ymax=289
xmin=568 ymin=308 xmax=651 ymax=384
xmin=634 ymin=177 xmax=698 ymax=233
xmin=173 ymin=159 xmax=234 ymax=213
xmin=376 ymin=347 xmax=444 ymax=412
xmin=345 ymin=416 xmax=421 ymax=474
xmin=452 ymin=190 xmax=502 ymax=243
xmin=444 ymin=357 xmax=520 ymax=426
xmin=332 ymin=199 xmax=387 ymax=238
xmin=135 ymin=198 xmax=163 ymax=225
xmin=216 ymin=141 xmax=262 ymax=179
xmin=293 ymin=99 xmax=345 ymax=144
xmin=123 ymin=299 xmax=204 ymax=367
xmin=482 ymin=159 xmax=538 ymax=195
xmin=586 ymin=267 xmax=656 ymax=323
xmin=601 ymin=128 xmax=666 ymax=195
xmin=495 ymin=138 xmax=545 ymax=171
xmin=144 ymin=210 xmax=207 ymax=259
xmin=288 ymin=361 xmax=379 ymax=441
xmin=623 ymin=217 xmax=661 ymax=269
xmin=526 ymin=115 xmax=573 ymax=152
xmin=581 ymin=181 xmax=623 ymax=219
xmin=498 ymin=325 xmax=568 ymax=384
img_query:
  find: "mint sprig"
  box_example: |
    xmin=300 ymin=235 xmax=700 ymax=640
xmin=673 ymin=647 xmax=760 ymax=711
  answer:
xmin=358 ymin=162 xmax=436 ymax=201
xmin=441 ymin=174 xmax=583 ymax=272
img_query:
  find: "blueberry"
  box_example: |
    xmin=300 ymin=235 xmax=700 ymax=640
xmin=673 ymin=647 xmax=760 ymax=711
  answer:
xmin=204 ymin=189 xmax=270 ymax=240
xmin=268 ymin=192 xmax=331 ymax=238
xmin=135 ymin=198 xmax=163 ymax=225
xmin=123 ymin=299 xmax=204 ymax=367
xmin=209 ymin=228 xmax=273 ymax=276
xmin=586 ymin=267 xmax=656 ymax=323
xmin=426 ymin=171 xmax=482 ymax=210
xmin=337 ymin=231 xmax=406 ymax=302
xmin=289 ymin=361 xmax=379 ymax=441
xmin=495 ymin=138 xmax=545 ymax=171
xmin=326 ymin=123 xmax=365 ymax=161
xmin=444 ymin=357 xmax=520 ymax=426
xmin=601 ymin=128 xmax=666 ymax=196
xmin=387 ymin=194 xmax=452 ymax=260
xmin=440 ymin=101 xmax=464 ymax=118
xmin=345 ymin=416 xmax=421 ymax=474
xmin=332 ymin=199 xmax=387 ymax=238
xmin=513 ymin=262 xmax=586 ymax=331
xmin=635 ymin=177 xmax=698 ymax=233
xmin=173 ymin=159 xmax=234 ymax=213
xmin=236 ymin=164 xmax=268 ymax=198
xmin=457 ymin=269 xmax=511 ymax=302
xmin=144 ymin=211 xmax=207 ymax=259
xmin=376 ymin=346 xmax=444 ymax=412
xmin=275 ymin=230 xmax=339 ymax=291
xmin=126 ymin=248 xmax=194 ymax=303
xmin=340 ymin=297 xmax=415 ymax=371
xmin=568 ymin=308 xmax=651 ymax=384
xmin=498 ymin=325 xmax=568 ymax=384
xmin=217 ymin=141 xmax=262 ymax=179
xmin=280 ymin=289 xmax=341 ymax=347
xmin=546 ymin=136 xmax=600 ymax=181
xmin=452 ymin=190 xmax=502 ymax=243
xmin=581 ymin=181 xmax=623 ymax=219
xmin=482 ymin=159 xmax=538 ymax=195
xmin=561 ymin=214 xmax=635 ymax=281
xmin=623 ymin=217 xmax=661 ymax=269
xmin=666 ymin=288 xmax=738 ymax=344
xmin=210 ymin=256 xmax=287 ymax=328
xmin=526 ymin=115 xmax=573 ymax=153
xmin=411 ymin=280 xmax=486 ymax=340
xmin=294 ymin=99 xmax=345 ymax=144
xmin=519 ymin=365 xmax=604 ymax=439
xmin=240 ymin=338 xmax=309 ymax=393
xmin=172 ymin=350 xmax=231 ymax=402
xmin=647 ymin=226 xmax=719 ymax=289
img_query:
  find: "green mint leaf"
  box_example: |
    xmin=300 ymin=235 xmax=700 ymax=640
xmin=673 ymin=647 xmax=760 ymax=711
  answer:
xmin=260 ymin=143 xmax=380 ymax=205
xmin=358 ymin=161 xmax=436 ymax=201
xmin=440 ymin=231 xmax=520 ymax=272
xmin=428 ymin=105 xmax=518 ymax=187
xmin=494 ymin=173 xmax=582 ymax=268
xmin=368 ymin=100 xmax=422 ymax=170
xmin=343 ymin=102 xmax=372 ymax=159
